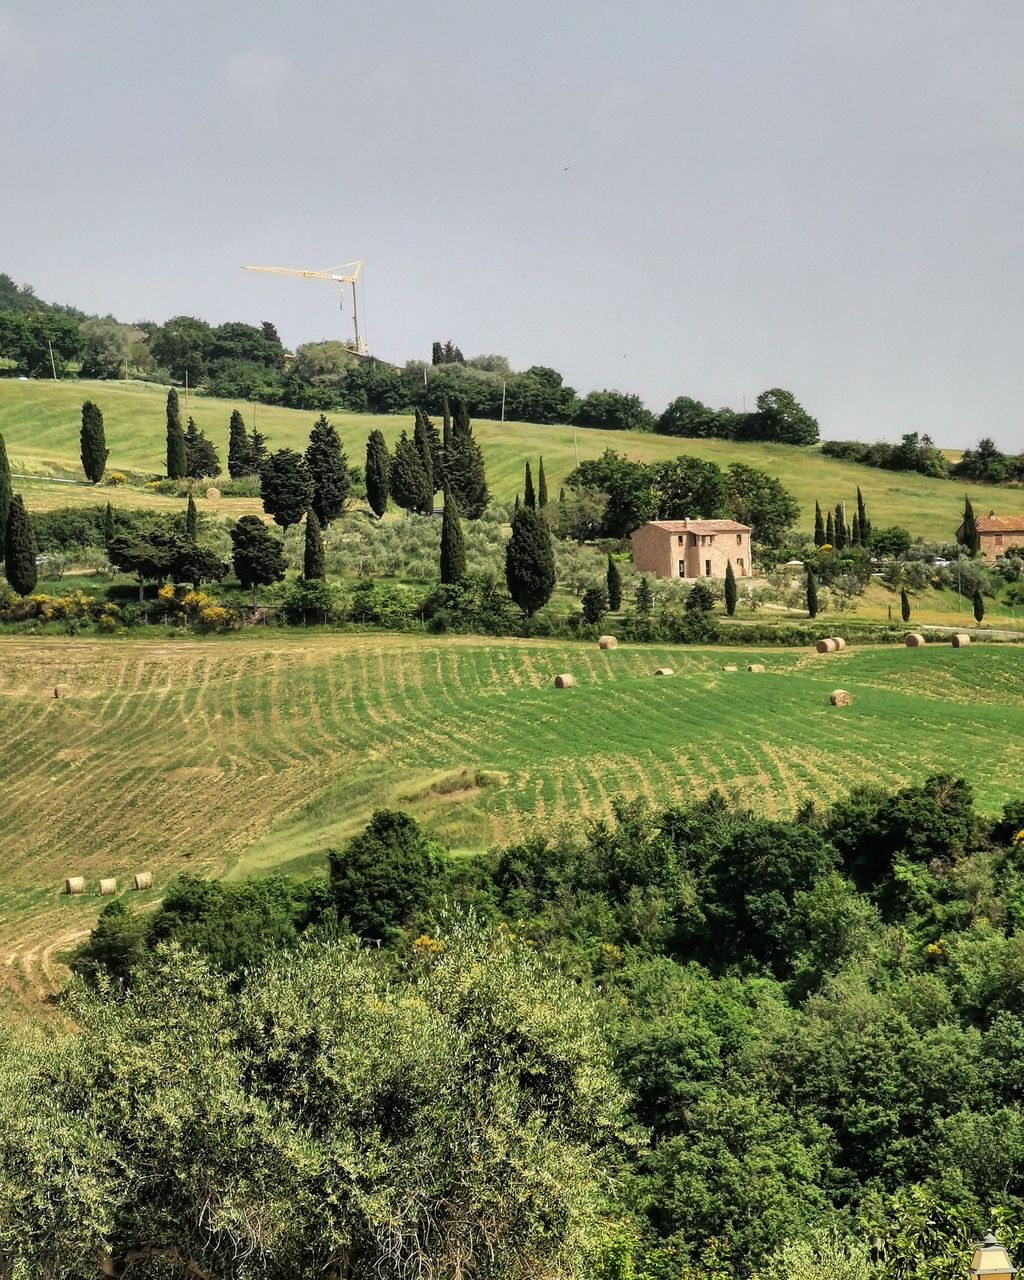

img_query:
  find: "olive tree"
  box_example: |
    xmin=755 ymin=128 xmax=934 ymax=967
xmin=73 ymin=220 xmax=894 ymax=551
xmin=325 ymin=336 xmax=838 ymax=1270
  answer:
xmin=0 ymin=924 xmax=627 ymax=1280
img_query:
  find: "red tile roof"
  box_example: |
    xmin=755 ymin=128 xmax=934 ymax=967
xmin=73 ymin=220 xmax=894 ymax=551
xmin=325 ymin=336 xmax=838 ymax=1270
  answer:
xmin=977 ymin=515 xmax=1024 ymax=534
xmin=642 ymin=519 xmax=751 ymax=534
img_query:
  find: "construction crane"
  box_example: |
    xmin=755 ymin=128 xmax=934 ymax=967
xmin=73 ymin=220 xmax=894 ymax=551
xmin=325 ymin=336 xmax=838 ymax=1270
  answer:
xmin=242 ymin=259 xmax=368 ymax=356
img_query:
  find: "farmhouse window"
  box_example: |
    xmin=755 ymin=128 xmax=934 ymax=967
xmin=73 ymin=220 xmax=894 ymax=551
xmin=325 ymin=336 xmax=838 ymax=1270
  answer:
xmin=737 ymin=558 xmax=745 ymax=572
xmin=678 ymin=534 xmax=684 ymax=544
xmin=678 ymin=560 xmax=686 ymax=577
xmin=705 ymin=559 xmax=712 ymax=576
xmin=996 ymin=535 xmax=1004 ymax=546
xmin=736 ymin=533 xmax=742 ymax=544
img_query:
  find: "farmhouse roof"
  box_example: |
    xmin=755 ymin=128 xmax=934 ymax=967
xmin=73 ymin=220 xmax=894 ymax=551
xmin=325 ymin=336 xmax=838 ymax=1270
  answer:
xmin=638 ymin=518 xmax=751 ymax=534
xmin=976 ymin=514 xmax=1024 ymax=533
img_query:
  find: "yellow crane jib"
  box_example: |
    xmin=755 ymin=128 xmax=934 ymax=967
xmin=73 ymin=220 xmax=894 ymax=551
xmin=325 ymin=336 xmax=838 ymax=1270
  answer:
xmin=242 ymin=260 xmax=368 ymax=356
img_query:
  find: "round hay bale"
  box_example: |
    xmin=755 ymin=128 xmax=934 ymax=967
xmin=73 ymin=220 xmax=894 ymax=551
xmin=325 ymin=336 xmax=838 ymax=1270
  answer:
xmin=816 ymin=638 xmax=838 ymax=654
xmin=64 ymin=876 xmax=85 ymax=895
xmin=832 ymin=637 xmax=847 ymax=651
xmin=205 ymin=486 xmax=221 ymax=503
xmin=53 ymin=683 xmax=71 ymax=699
xmin=98 ymin=878 xmax=117 ymax=896
xmin=830 ymin=689 xmax=853 ymax=707
xmin=747 ymin=663 xmax=765 ymax=673
xmin=904 ymin=633 xmax=926 ymax=647
xmin=553 ymin=673 xmax=575 ymax=689
xmin=951 ymin=633 xmax=972 ymax=648
xmin=722 ymin=664 xmax=738 ymax=672
xmin=598 ymin=635 xmax=618 ymax=650
xmin=133 ymin=871 xmax=153 ymax=891
xmin=654 ymin=667 xmax=674 ymax=677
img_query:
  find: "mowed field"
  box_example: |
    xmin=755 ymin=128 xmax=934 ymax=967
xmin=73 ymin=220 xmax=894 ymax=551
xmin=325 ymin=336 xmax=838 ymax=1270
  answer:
xmin=2 ymin=630 xmax=1023 ymax=1011
xmin=0 ymin=379 xmax=1010 ymax=540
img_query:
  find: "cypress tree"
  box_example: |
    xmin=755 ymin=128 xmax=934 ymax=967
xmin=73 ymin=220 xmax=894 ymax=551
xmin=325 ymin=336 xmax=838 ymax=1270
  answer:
xmin=183 ymin=417 xmax=220 ymax=479
xmin=524 ymin=461 xmax=536 ymax=510
xmin=724 ymin=560 xmax=738 ymax=617
xmin=260 ymin=448 xmax=314 ymax=529
xmin=834 ymin=503 xmax=847 ymax=550
xmin=606 ymin=553 xmax=622 ymax=611
xmin=806 ymin=567 xmax=819 ymax=619
xmin=960 ymin=495 xmax=979 ymax=554
xmin=249 ymin=427 xmax=268 ymax=471
xmin=582 ymin=585 xmax=608 ymax=625
xmin=230 ymin=515 xmax=287 ymax=608
xmin=0 ymin=433 xmax=11 ymax=564
xmin=504 ymin=507 xmax=555 ymax=616
xmin=228 ymin=409 xmax=252 ymax=478
xmin=857 ymin=486 xmax=867 ymax=540
xmin=80 ymin=400 xmax=109 ymax=483
xmin=439 ymin=493 xmax=467 ymax=584
xmin=442 ymin=395 xmax=452 ymax=452
xmin=559 ymin=487 xmax=566 ymax=504
xmin=304 ymin=510 xmax=326 ymax=580
xmin=514 ymin=493 xmax=521 ymax=512
xmin=104 ymin=501 xmax=116 ymax=546
xmin=851 ymin=512 xmax=861 ymax=547
xmin=413 ymin=408 xmax=434 ymax=509
xmin=365 ymin=430 xmax=391 ymax=519
xmin=445 ymin=420 xmax=489 ymax=518
xmin=305 ymin=414 xmax=349 ymax=527
xmin=391 ymin=431 xmax=430 ymax=515
xmin=537 ymin=457 xmax=549 ymax=508
xmin=825 ymin=510 xmax=835 ymax=546
xmin=973 ymin=588 xmax=985 ymax=625
xmin=452 ymin=395 xmax=471 ymax=439
xmin=185 ymin=493 xmax=197 ymax=540
xmin=814 ymin=501 xmax=825 ymax=547
xmin=166 ymin=388 xmax=187 ymax=480
xmin=636 ymin=575 xmax=654 ymax=618
xmin=4 ymin=495 xmax=37 ymax=596
xmin=900 ymin=587 xmax=911 ymax=623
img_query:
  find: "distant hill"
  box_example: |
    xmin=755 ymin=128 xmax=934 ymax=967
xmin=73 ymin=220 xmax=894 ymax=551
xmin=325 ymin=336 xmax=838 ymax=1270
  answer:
xmin=0 ymin=378 xmax=1011 ymax=542
xmin=0 ymin=272 xmax=87 ymax=319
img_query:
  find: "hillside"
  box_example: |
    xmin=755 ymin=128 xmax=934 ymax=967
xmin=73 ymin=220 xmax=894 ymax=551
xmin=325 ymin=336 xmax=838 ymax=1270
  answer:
xmin=0 ymin=379 xmax=1011 ymax=541
xmin=3 ymin=631 xmax=1024 ymax=1011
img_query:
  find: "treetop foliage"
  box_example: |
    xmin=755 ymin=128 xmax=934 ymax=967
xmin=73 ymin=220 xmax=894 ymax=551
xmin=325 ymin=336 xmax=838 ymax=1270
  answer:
xmin=567 ymin=449 xmax=799 ymax=545
xmin=8 ymin=921 xmax=624 ymax=1280
xmin=64 ymin=773 xmax=1024 ymax=1278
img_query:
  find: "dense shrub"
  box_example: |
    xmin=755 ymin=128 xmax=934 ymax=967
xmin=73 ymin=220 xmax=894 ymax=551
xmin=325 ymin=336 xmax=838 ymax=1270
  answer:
xmin=67 ymin=776 xmax=1024 ymax=1277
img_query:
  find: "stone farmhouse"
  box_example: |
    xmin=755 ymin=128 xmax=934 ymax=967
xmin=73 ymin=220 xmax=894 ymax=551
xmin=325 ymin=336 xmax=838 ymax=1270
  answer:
xmin=972 ymin=513 xmax=1024 ymax=563
xmin=631 ymin=518 xmax=752 ymax=580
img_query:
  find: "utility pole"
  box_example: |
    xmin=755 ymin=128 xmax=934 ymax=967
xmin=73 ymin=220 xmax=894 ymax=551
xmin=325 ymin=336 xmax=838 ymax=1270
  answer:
xmin=500 ymin=379 xmax=507 ymax=424
xmin=47 ymin=340 xmax=57 ymax=380
xmin=184 ymin=368 xmax=190 ymax=409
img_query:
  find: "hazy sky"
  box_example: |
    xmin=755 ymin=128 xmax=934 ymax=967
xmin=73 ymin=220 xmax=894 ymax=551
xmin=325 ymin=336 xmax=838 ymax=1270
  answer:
xmin=2 ymin=0 xmax=1022 ymax=448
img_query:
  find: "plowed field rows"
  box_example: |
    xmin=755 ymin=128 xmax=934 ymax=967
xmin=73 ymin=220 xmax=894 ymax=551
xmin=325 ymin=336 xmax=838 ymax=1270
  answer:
xmin=2 ymin=633 xmax=1022 ymax=1012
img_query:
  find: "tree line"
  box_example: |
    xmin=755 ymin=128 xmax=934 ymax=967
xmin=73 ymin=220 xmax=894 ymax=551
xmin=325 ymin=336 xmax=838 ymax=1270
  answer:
xmin=0 ymin=273 xmax=823 ymax=441
xmin=823 ymin=433 xmax=1024 ymax=487
xmin=562 ymin=449 xmax=801 ymax=545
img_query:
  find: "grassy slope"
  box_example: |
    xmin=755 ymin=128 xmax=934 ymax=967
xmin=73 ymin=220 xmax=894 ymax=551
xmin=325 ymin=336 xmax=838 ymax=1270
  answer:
xmin=3 ymin=630 xmax=1023 ymax=1009
xmin=0 ymin=379 xmax=1014 ymax=540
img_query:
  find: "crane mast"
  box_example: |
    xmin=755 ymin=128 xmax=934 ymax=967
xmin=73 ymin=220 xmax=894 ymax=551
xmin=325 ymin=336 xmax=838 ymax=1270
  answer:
xmin=242 ymin=259 xmax=368 ymax=356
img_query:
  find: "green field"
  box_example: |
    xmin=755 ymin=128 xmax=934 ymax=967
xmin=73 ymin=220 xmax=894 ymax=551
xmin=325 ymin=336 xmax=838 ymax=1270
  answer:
xmin=0 ymin=379 xmax=1010 ymax=540
xmin=2 ymin=629 xmax=1022 ymax=1010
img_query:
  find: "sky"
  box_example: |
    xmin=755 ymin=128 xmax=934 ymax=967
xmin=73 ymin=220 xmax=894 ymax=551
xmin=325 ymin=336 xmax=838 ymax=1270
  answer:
xmin=1 ymin=0 xmax=1023 ymax=449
